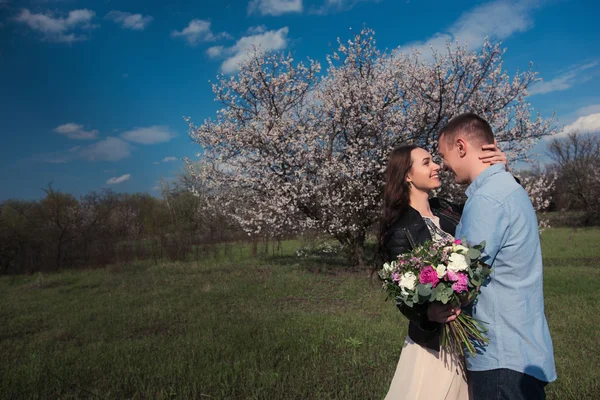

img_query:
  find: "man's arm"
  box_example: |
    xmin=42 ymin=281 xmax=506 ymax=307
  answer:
xmin=456 ymin=194 xmax=510 ymax=265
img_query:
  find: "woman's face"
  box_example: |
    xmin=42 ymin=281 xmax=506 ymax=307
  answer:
xmin=407 ymin=148 xmax=441 ymax=191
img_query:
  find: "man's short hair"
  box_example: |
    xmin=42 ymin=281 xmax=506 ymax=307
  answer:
xmin=438 ymin=113 xmax=494 ymax=146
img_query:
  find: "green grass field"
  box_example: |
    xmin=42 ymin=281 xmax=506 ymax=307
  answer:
xmin=1 ymin=228 xmax=599 ymax=399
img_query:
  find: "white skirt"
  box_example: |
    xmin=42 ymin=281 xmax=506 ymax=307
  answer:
xmin=384 ymin=336 xmax=469 ymax=400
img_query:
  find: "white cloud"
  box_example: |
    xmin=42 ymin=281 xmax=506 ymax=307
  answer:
xmin=207 ymin=45 xmax=224 ymax=58
xmin=399 ymin=0 xmax=534 ymax=58
xmin=53 ymin=123 xmax=98 ymax=140
xmin=39 ymin=137 xmax=132 ymax=163
xmin=311 ymin=0 xmax=379 ymax=15
xmin=106 ymin=11 xmax=153 ymax=31
xmin=15 ymin=8 xmax=96 ymax=43
xmin=120 ymin=126 xmax=176 ymax=144
xmin=153 ymin=161 xmax=160 ymax=165
xmin=246 ymin=25 xmax=267 ymax=35
xmin=559 ymin=113 xmax=600 ymax=137
xmin=163 ymin=156 xmax=178 ymax=162
xmin=106 ymin=174 xmax=131 ymax=184
xmin=529 ymin=62 xmax=599 ymax=96
xmin=212 ymin=27 xmax=290 ymax=74
xmin=248 ymin=0 xmax=303 ymax=16
xmin=171 ymin=19 xmax=230 ymax=45
xmin=80 ymin=137 xmax=132 ymax=161
xmin=449 ymin=1 xmax=532 ymax=46
xmin=575 ymin=104 xmax=600 ymax=117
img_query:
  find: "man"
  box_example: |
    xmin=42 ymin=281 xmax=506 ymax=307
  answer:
xmin=437 ymin=113 xmax=556 ymax=399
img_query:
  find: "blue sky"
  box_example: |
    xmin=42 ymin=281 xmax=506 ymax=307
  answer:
xmin=1 ymin=0 xmax=599 ymax=201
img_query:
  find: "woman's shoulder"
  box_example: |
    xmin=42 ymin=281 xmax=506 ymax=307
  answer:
xmin=388 ymin=206 xmax=422 ymax=230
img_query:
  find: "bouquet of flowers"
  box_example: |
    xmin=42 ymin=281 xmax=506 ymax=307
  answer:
xmin=379 ymin=238 xmax=492 ymax=357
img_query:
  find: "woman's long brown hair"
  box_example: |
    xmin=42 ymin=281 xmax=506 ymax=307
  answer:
xmin=377 ymin=144 xmax=417 ymax=261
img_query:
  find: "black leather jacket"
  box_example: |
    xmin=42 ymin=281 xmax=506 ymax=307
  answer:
xmin=383 ymin=197 xmax=462 ymax=352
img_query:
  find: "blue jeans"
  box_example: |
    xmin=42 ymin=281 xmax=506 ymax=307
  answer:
xmin=468 ymin=369 xmax=547 ymax=400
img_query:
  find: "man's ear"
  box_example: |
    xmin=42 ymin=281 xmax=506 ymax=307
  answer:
xmin=456 ymin=138 xmax=467 ymax=158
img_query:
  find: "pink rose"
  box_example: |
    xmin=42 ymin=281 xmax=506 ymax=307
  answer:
xmin=452 ymin=273 xmax=469 ymax=293
xmin=392 ymin=272 xmax=401 ymax=282
xmin=454 ymin=239 xmax=462 ymax=245
xmin=446 ymin=269 xmax=460 ymax=281
xmin=419 ymin=266 xmax=439 ymax=288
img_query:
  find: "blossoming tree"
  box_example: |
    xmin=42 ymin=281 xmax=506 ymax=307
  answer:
xmin=186 ymin=28 xmax=557 ymax=267
xmin=515 ymin=169 xmax=556 ymax=233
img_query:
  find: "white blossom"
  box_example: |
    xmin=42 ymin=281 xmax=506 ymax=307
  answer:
xmin=515 ymin=170 xmax=556 ymax=234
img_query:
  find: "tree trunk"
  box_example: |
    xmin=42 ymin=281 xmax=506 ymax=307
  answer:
xmin=251 ymin=239 xmax=258 ymax=257
xmin=344 ymin=230 xmax=367 ymax=268
xmin=56 ymin=229 xmax=67 ymax=271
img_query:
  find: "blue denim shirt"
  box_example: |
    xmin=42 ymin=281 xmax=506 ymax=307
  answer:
xmin=456 ymin=163 xmax=557 ymax=382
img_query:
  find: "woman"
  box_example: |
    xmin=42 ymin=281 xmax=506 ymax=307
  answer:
xmin=380 ymin=143 xmax=508 ymax=400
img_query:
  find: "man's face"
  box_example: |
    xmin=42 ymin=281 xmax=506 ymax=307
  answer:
xmin=438 ymin=134 xmax=468 ymax=184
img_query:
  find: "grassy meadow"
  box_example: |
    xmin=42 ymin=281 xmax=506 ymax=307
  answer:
xmin=1 ymin=228 xmax=599 ymax=399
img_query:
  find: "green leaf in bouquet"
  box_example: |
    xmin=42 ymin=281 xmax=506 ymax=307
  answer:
xmin=435 ymin=290 xmax=446 ymax=303
xmin=412 ymin=292 xmax=419 ymax=303
xmin=482 ymin=265 xmax=493 ymax=277
xmin=395 ymin=296 xmax=410 ymax=308
xmin=401 ymin=297 xmax=414 ymax=307
xmin=417 ymin=284 xmax=432 ymax=297
xmin=429 ymin=287 xmax=438 ymax=302
xmin=439 ymin=295 xmax=451 ymax=304
xmin=435 ymin=285 xmax=453 ymax=304
xmin=471 ymin=276 xmax=482 ymax=286
xmin=474 ymin=265 xmax=483 ymax=277
xmin=467 ymin=248 xmax=481 ymax=260
xmin=417 ymin=284 xmax=432 ymax=304
xmin=472 ymin=241 xmax=486 ymax=251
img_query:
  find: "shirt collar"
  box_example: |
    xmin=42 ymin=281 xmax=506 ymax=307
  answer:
xmin=465 ymin=163 xmax=505 ymax=198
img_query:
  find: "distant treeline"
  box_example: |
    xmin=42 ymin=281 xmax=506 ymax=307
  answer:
xmin=0 ymin=183 xmax=287 ymax=275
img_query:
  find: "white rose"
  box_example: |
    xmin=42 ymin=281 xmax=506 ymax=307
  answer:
xmin=447 ymin=253 xmax=469 ymax=272
xmin=382 ymin=261 xmax=396 ymax=274
xmin=436 ymin=264 xmax=446 ymax=279
xmin=399 ymin=271 xmax=417 ymax=291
